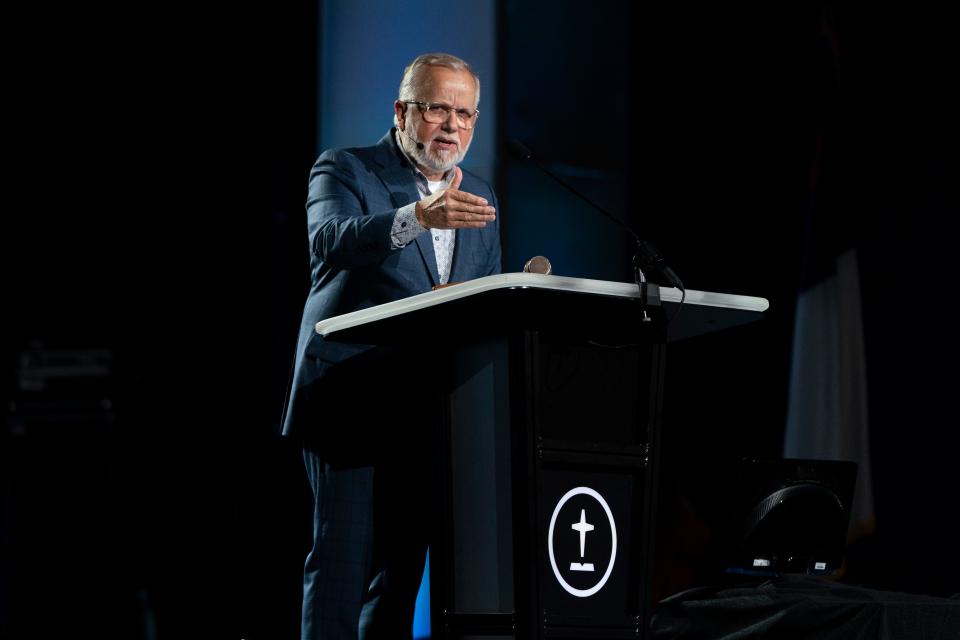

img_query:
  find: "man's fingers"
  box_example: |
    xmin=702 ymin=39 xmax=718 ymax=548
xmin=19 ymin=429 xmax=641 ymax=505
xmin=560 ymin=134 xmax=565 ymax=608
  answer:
xmin=435 ymin=208 xmax=495 ymax=226
xmin=452 ymin=210 xmax=496 ymax=223
xmin=452 ymin=202 xmax=496 ymax=216
xmin=447 ymin=189 xmax=489 ymax=206
xmin=450 ymin=220 xmax=491 ymax=229
xmin=450 ymin=166 xmax=463 ymax=191
xmin=441 ymin=190 xmax=494 ymax=215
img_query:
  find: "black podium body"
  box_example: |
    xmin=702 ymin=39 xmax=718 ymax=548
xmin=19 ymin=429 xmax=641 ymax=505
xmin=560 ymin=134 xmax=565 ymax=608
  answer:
xmin=315 ymin=273 xmax=768 ymax=639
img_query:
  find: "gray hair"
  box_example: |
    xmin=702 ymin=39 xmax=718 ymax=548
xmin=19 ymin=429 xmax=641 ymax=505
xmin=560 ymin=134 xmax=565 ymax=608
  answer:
xmin=394 ymin=53 xmax=480 ymax=125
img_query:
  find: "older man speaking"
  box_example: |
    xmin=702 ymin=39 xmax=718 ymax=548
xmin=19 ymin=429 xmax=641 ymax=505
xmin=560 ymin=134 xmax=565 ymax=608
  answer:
xmin=282 ymin=52 xmax=501 ymax=639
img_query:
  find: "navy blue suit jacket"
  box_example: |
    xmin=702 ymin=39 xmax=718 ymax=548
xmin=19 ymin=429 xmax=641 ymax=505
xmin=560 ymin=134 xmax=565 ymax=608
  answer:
xmin=281 ymin=129 xmax=502 ymax=438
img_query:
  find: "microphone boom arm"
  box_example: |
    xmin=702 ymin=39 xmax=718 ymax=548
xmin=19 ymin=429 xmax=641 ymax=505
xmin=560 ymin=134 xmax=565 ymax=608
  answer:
xmin=506 ymin=139 xmax=683 ymax=291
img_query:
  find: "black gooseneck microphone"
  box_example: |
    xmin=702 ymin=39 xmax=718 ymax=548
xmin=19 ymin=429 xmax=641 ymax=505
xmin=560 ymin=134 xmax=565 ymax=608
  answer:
xmin=504 ymin=139 xmax=684 ymax=293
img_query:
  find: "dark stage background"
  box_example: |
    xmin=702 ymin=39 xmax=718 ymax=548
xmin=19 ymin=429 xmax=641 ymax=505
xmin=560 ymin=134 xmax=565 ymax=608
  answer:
xmin=4 ymin=2 xmax=958 ymax=638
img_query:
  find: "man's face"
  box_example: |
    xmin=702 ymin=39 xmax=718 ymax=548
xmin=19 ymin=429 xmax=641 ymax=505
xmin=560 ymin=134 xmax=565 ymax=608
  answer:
xmin=395 ymin=66 xmax=477 ymax=177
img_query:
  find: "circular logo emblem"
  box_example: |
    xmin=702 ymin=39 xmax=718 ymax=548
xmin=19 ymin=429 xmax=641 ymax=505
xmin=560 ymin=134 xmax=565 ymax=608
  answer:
xmin=547 ymin=486 xmax=617 ymax=598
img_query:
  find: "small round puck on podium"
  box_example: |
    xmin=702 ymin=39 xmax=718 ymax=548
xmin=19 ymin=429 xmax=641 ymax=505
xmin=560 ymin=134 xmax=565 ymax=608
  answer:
xmin=523 ymin=255 xmax=553 ymax=275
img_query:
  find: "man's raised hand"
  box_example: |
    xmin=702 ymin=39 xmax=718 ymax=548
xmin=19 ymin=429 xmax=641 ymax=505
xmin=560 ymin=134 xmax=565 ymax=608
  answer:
xmin=415 ymin=166 xmax=496 ymax=229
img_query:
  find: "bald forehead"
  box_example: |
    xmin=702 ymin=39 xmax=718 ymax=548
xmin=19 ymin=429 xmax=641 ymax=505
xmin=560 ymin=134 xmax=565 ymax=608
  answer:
xmin=416 ymin=66 xmax=479 ymax=107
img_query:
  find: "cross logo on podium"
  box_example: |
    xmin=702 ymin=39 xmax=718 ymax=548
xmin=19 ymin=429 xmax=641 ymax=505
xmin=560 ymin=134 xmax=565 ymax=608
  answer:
xmin=570 ymin=509 xmax=595 ymax=572
xmin=548 ymin=486 xmax=618 ymax=598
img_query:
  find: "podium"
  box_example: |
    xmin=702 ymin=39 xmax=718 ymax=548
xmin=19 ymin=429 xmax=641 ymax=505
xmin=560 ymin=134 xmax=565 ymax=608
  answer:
xmin=315 ymin=273 xmax=768 ymax=639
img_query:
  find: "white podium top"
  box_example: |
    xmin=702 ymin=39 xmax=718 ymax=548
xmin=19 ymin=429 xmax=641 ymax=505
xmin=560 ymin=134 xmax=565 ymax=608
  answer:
xmin=316 ymin=273 xmax=769 ymax=343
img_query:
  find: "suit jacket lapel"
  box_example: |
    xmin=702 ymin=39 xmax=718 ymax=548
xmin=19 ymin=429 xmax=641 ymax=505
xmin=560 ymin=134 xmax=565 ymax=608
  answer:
xmin=374 ymin=130 xmax=439 ymax=287
xmin=414 ymin=230 xmax=440 ymax=286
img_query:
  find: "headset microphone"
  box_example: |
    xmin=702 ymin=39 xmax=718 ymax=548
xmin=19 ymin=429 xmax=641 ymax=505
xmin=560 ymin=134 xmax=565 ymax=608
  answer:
xmin=399 ymin=126 xmax=425 ymax=150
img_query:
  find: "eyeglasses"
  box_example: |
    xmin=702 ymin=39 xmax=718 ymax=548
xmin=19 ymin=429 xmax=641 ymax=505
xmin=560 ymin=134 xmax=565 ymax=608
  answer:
xmin=403 ymin=101 xmax=479 ymax=129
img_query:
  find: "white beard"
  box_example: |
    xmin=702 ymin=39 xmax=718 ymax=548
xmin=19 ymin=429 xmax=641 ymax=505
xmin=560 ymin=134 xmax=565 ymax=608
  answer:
xmin=401 ymin=120 xmax=471 ymax=175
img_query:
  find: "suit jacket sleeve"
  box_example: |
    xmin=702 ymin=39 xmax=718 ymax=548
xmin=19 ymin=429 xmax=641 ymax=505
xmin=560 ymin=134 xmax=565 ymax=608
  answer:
xmin=306 ymin=149 xmax=399 ymax=269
